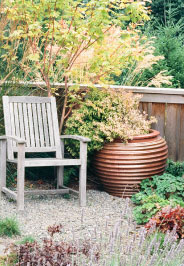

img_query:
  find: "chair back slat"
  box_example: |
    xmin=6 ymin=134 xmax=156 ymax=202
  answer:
xmin=3 ymin=96 xmax=61 ymax=160
xmin=46 ymin=103 xmax=55 ymax=147
xmin=36 ymin=103 xmax=45 ymax=147
xmin=32 ymin=103 xmax=40 ymax=147
xmin=27 ymin=103 xmax=35 ymax=147
xmin=14 ymin=103 xmax=21 ymax=138
xmin=22 ymin=103 xmax=31 ymax=147
xmin=18 ymin=103 xmax=25 ymax=140
xmin=41 ymin=103 xmax=50 ymax=146
xmin=9 ymin=102 xmax=16 ymax=147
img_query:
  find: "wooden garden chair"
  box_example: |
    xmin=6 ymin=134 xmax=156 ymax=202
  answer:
xmin=0 ymin=96 xmax=90 ymax=211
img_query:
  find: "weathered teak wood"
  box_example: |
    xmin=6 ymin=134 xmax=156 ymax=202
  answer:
xmin=0 ymin=140 xmax=6 ymax=199
xmin=2 ymin=187 xmax=17 ymax=201
xmin=24 ymin=188 xmax=69 ymax=195
xmin=0 ymin=96 xmax=90 ymax=211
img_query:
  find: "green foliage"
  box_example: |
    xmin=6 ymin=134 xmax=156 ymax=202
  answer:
xmin=166 ymin=159 xmax=184 ymax=177
xmin=63 ymin=167 xmax=78 ymax=186
xmin=132 ymin=160 xmax=184 ymax=225
xmin=133 ymin=194 xmax=184 ymax=225
xmin=0 ymin=217 xmax=20 ymax=237
xmin=65 ymin=87 xmax=155 ymax=157
xmin=18 ymin=236 xmax=35 ymax=245
xmin=138 ymin=7 xmax=184 ymax=89
xmin=132 ymin=173 xmax=184 ymax=204
xmin=148 ymin=0 xmax=184 ymax=25
xmin=152 ymin=23 xmax=184 ymax=88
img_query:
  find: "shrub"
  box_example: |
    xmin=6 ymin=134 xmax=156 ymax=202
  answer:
xmin=142 ymin=13 xmax=184 ymax=89
xmin=152 ymin=23 xmax=184 ymax=88
xmin=65 ymin=87 xmax=156 ymax=157
xmin=145 ymin=206 xmax=184 ymax=239
xmin=148 ymin=0 xmax=184 ymax=25
xmin=0 ymin=217 xmax=20 ymax=237
xmin=132 ymin=194 xmax=184 ymax=225
xmin=166 ymin=159 xmax=184 ymax=177
xmin=132 ymin=172 xmax=184 ymax=204
xmin=132 ymin=161 xmax=184 ymax=225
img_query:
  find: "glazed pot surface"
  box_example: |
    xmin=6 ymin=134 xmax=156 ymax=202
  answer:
xmin=94 ymin=130 xmax=168 ymax=197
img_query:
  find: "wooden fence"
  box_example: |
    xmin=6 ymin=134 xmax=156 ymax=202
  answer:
xmin=2 ymin=82 xmax=184 ymax=161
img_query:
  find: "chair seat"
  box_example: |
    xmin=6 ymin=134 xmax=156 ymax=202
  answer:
xmin=8 ymin=158 xmax=82 ymax=167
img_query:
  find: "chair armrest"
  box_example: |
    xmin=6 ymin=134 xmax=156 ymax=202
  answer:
xmin=0 ymin=135 xmax=26 ymax=144
xmin=60 ymin=135 xmax=91 ymax=143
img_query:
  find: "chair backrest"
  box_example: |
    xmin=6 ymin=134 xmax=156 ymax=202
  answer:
xmin=3 ymin=96 xmax=62 ymax=160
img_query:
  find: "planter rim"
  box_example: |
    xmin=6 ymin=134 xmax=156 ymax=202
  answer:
xmin=130 ymin=129 xmax=160 ymax=140
xmin=113 ymin=129 xmax=160 ymax=143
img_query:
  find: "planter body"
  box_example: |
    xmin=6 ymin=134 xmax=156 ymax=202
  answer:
xmin=94 ymin=130 xmax=168 ymax=197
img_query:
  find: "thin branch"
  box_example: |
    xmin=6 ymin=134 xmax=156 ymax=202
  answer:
xmin=0 ymin=67 xmax=16 ymax=85
xmin=68 ymin=5 xmax=78 ymax=33
xmin=68 ymin=24 xmax=113 ymax=71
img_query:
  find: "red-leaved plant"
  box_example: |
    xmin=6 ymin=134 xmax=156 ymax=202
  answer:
xmin=145 ymin=206 xmax=184 ymax=238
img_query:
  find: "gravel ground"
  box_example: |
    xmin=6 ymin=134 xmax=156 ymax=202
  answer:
xmin=0 ymin=189 xmax=135 ymax=254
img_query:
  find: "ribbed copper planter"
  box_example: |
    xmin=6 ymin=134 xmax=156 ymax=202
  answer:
xmin=94 ymin=130 xmax=168 ymax=197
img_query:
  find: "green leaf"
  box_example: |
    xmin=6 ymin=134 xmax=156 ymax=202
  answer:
xmin=27 ymin=53 xmax=40 ymax=62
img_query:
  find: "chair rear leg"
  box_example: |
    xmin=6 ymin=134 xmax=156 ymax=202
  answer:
xmin=57 ymin=166 xmax=64 ymax=188
xmin=17 ymin=143 xmax=25 ymax=211
xmin=0 ymin=140 xmax=6 ymax=199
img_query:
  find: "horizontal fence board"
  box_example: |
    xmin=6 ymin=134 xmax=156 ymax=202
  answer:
xmin=140 ymin=93 xmax=184 ymax=104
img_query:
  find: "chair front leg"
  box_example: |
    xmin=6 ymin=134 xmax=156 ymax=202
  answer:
xmin=0 ymin=140 xmax=7 ymax=199
xmin=79 ymin=142 xmax=87 ymax=207
xmin=57 ymin=166 xmax=64 ymax=188
xmin=17 ymin=143 xmax=25 ymax=211
xmin=57 ymin=139 xmax=64 ymax=188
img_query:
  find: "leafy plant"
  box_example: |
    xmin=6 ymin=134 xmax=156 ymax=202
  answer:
xmin=65 ymin=87 xmax=156 ymax=157
xmin=166 ymin=159 xmax=184 ymax=177
xmin=132 ymin=173 xmax=184 ymax=204
xmin=132 ymin=161 xmax=184 ymax=225
xmin=147 ymin=0 xmax=184 ymax=25
xmin=47 ymin=224 xmax=62 ymax=237
xmin=145 ymin=206 xmax=184 ymax=239
xmin=18 ymin=236 xmax=35 ymax=245
xmin=0 ymin=217 xmax=20 ymax=237
xmin=132 ymin=194 xmax=184 ymax=225
xmin=141 ymin=7 xmax=184 ymax=89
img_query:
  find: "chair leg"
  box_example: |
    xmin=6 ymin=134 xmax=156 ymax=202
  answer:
xmin=57 ymin=166 xmax=64 ymax=188
xmin=0 ymin=140 xmax=6 ymax=199
xmin=17 ymin=143 xmax=25 ymax=211
xmin=79 ymin=142 xmax=87 ymax=207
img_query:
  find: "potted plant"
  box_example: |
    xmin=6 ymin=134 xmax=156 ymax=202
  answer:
xmin=65 ymin=87 xmax=168 ymax=197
